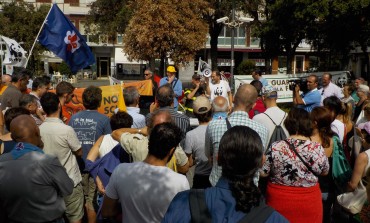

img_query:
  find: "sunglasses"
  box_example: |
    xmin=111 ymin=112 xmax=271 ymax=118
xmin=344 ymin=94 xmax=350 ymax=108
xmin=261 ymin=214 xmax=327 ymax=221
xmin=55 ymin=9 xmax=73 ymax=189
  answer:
xmin=144 ymin=73 xmax=151 ymax=76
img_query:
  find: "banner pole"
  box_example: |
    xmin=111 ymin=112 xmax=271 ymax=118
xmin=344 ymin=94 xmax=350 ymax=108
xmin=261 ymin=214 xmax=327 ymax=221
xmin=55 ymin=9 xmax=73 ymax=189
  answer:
xmin=25 ymin=4 xmax=54 ymax=68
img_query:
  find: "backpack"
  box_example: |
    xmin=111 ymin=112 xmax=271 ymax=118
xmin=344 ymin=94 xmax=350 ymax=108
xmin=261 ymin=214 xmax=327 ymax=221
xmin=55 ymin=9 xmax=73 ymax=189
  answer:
xmin=263 ymin=113 xmax=287 ymax=148
xmin=189 ymin=189 xmax=274 ymax=223
xmin=332 ymin=135 xmax=352 ymax=193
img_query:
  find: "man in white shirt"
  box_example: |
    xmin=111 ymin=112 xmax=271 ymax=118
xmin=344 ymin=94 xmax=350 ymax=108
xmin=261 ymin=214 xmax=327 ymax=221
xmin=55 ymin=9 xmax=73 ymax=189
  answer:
xmin=123 ymin=86 xmax=146 ymax=128
xmin=206 ymin=70 xmax=233 ymax=112
xmin=320 ymin=73 xmax=343 ymax=105
xmin=39 ymin=92 xmax=83 ymax=223
xmin=102 ymin=122 xmax=189 ymax=223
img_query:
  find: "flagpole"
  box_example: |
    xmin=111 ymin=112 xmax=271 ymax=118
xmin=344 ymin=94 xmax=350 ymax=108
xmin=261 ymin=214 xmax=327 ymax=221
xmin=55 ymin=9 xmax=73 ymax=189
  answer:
xmin=25 ymin=4 xmax=54 ymax=68
xmin=0 ymin=36 xmax=3 ymax=76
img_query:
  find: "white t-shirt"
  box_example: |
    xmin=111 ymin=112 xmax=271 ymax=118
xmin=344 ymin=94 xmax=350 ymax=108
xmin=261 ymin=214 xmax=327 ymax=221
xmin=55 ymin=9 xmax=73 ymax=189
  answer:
xmin=253 ymin=107 xmax=289 ymax=145
xmin=105 ymin=162 xmax=190 ymax=223
xmin=331 ymin=119 xmax=345 ymax=143
xmin=99 ymin=134 xmax=119 ymax=157
xmin=209 ymin=80 xmax=230 ymax=102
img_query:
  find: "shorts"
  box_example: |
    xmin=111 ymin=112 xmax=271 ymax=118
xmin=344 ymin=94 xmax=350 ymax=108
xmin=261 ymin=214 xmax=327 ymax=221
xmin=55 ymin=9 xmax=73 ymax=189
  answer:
xmin=64 ymin=183 xmax=84 ymax=222
xmin=81 ymin=173 xmax=97 ymax=211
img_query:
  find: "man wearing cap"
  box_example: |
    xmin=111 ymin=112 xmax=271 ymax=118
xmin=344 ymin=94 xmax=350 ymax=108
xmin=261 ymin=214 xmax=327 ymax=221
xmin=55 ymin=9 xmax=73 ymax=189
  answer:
xmin=159 ymin=66 xmax=182 ymax=111
xmin=184 ymin=96 xmax=213 ymax=188
xmin=253 ymin=85 xmax=289 ymax=144
xmin=319 ymin=73 xmax=343 ymax=105
xmin=293 ymin=74 xmax=321 ymax=113
xmin=184 ymin=74 xmax=205 ymax=117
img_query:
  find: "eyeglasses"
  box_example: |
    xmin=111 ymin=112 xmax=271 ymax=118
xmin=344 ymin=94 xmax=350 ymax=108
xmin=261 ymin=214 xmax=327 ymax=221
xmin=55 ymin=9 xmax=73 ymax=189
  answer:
xmin=321 ymin=89 xmax=325 ymax=95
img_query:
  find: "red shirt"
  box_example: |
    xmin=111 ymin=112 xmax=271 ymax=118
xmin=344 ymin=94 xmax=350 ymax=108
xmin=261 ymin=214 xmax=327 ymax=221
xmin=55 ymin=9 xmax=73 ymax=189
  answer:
xmin=248 ymin=98 xmax=266 ymax=118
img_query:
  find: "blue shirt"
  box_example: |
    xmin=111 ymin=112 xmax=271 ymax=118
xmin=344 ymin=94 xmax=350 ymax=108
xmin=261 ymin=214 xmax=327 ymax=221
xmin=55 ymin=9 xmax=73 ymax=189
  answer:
xmin=162 ymin=178 xmax=289 ymax=223
xmin=68 ymin=110 xmax=112 ymax=165
xmin=259 ymin=77 xmax=268 ymax=86
xmin=159 ymin=77 xmax=182 ymax=110
xmin=298 ymin=88 xmax=321 ymax=113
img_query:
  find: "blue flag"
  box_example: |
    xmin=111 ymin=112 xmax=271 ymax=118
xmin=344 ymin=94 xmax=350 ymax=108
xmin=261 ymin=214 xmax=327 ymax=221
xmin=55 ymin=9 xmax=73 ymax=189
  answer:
xmin=38 ymin=4 xmax=95 ymax=73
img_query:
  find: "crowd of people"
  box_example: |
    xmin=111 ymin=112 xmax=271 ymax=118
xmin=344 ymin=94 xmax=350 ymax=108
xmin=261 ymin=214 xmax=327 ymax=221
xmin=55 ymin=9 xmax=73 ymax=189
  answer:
xmin=0 ymin=67 xmax=369 ymax=223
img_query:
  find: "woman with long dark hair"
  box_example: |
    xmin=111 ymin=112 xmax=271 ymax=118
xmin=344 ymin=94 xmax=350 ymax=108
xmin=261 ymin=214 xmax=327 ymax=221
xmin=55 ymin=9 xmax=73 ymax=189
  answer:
xmin=162 ymin=126 xmax=288 ymax=223
xmin=310 ymin=107 xmax=336 ymax=223
xmin=261 ymin=107 xmax=329 ymax=223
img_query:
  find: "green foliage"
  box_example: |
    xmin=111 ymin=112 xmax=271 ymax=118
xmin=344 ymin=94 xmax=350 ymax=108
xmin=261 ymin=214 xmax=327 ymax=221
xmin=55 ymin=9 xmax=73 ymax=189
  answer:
xmin=58 ymin=62 xmax=73 ymax=76
xmin=256 ymin=0 xmax=330 ymax=73
xmin=86 ymin=0 xmax=131 ymax=41
xmin=123 ymin=0 xmax=210 ymax=65
xmin=0 ymin=1 xmax=49 ymax=71
xmin=205 ymin=0 xmax=252 ymax=70
xmin=236 ymin=60 xmax=256 ymax=75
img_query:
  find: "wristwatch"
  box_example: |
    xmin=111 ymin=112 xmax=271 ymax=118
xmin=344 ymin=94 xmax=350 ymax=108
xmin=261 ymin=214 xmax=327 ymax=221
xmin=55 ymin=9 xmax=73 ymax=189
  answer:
xmin=138 ymin=129 xmax=142 ymax=134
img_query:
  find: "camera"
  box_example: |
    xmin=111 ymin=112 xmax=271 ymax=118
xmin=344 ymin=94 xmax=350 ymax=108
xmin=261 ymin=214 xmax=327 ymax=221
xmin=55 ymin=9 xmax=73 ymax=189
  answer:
xmin=288 ymin=79 xmax=308 ymax=93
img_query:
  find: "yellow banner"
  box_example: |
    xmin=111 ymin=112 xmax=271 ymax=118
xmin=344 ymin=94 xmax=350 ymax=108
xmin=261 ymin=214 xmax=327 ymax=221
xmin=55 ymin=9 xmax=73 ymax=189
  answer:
xmin=60 ymin=85 xmax=126 ymax=123
xmin=122 ymin=80 xmax=153 ymax=96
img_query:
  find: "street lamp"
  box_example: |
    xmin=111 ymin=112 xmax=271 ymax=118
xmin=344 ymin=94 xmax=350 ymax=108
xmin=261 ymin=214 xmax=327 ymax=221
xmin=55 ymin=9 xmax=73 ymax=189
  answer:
xmin=217 ymin=4 xmax=253 ymax=91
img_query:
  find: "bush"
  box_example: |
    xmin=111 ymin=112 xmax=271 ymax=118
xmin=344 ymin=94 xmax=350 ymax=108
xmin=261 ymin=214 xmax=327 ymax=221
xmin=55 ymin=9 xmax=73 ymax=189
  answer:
xmin=236 ymin=60 xmax=256 ymax=75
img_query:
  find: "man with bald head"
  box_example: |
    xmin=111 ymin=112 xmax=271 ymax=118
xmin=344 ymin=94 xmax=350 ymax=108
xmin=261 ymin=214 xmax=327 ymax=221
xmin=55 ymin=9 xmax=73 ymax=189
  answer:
xmin=205 ymin=84 xmax=268 ymax=186
xmin=112 ymin=110 xmax=189 ymax=174
xmin=0 ymin=115 xmax=73 ymax=222
xmin=212 ymin=96 xmax=228 ymax=120
xmin=2 ymin=74 xmax=11 ymax=86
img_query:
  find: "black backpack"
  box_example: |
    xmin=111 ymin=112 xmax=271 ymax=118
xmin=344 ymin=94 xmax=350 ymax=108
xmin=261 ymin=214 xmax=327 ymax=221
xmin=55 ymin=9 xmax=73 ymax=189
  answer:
xmin=264 ymin=113 xmax=287 ymax=148
xmin=189 ymin=189 xmax=274 ymax=223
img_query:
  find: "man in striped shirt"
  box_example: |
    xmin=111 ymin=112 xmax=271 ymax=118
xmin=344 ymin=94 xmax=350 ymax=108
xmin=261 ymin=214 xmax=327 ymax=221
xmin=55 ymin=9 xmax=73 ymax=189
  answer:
xmin=146 ymin=84 xmax=190 ymax=143
xmin=205 ymin=84 xmax=269 ymax=186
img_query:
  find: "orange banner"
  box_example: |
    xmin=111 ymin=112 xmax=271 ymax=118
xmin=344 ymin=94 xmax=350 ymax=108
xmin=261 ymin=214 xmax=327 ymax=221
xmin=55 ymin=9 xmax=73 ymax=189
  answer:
xmin=59 ymin=85 xmax=126 ymax=123
xmin=122 ymin=80 xmax=153 ymax=96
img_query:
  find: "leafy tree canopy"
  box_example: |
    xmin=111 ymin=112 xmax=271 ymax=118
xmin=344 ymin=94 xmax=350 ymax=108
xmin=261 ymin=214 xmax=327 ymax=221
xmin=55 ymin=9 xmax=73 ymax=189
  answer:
xmin=0 ymin=1 xmax=49 ymax=72
xmin=86 ymin=0 xmax=131 ymax=39
xmin=123 ymin=0 xmax=210 ymax=65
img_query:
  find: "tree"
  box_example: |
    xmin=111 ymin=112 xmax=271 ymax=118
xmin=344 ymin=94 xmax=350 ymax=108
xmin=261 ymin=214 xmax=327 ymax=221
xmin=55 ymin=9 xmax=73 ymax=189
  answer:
xmin=123 ymin=0 xmax=210 ymax=72
xmin=0 ymin=1 xmax=49 ymax=74
xmin=204 ymin=0 xmax=253 ymax=70
xmin=236 ymin=60 xmax=256 ymax=75
xmin=256 ymin=0 xmax=330 ymax=74
xmin=86 ymin=0 xmax=131 ymax=43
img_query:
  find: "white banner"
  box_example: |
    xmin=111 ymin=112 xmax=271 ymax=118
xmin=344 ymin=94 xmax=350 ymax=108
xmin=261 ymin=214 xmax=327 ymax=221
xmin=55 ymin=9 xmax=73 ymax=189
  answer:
xmin=197 ymin=57 xmax=212 ymax=77
xmin=1 ymin=35 xmax=27 ymax=67
xmin=235 ymin=71 xmax=350 ymax=103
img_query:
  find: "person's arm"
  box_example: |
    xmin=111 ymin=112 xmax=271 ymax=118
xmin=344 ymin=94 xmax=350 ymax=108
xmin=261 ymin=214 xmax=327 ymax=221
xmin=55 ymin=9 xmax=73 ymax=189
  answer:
xmin=35 ymin=108 xmax=46 ymax=122
xmin=46 ymin=156 xmax=74 ymax=197
xmin=348 ymin=152 xmax=368 ymax=191
xmin=111 ymin=127 xmax=147 ymax=141
xmin=293 ymin=85 xmax=304 ymax=105
xmin=205 ymin=78 xmax=211 ymax=97
xmin=186 ymin=84 xmax=200 ymax=100
xmin=86 ymin=135 xmax=104 ymax=162
xmin=175 ymin=146 xmax=190 ymax=174
xmin=101 ymin=195 xmax=118 ymax=218
xmin=227 ymin=91 xmax=233 ymax=112
xmin=173 ymin=79 xmax=182 ymax=97
xmin=67 ymin=127 xmax=82 ymax=157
